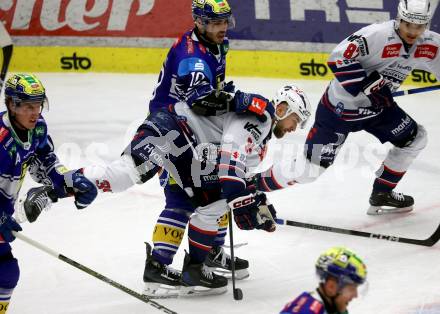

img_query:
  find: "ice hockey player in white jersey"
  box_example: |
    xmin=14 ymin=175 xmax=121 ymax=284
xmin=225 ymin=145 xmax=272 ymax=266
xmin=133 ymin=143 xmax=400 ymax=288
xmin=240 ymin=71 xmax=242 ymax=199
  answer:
xmin=25 ymin=84 xmax=310 ymax=296
xmin=255 ymin=0 xmax=439 ymax=215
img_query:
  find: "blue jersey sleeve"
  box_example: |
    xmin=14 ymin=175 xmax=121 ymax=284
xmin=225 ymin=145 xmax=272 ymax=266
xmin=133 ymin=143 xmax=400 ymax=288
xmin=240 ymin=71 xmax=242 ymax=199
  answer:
xmin=280 ymin=292 xmax=325 ymax=314
xmin=30 ymin=123 xmax=68 ymax=197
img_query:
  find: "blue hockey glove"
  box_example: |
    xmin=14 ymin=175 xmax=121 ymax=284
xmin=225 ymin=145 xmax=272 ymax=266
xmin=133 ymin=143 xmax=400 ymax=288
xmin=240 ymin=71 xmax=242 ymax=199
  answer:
xmin=0 ymin=211 xmax=22 ymax=242
xmin=362 ymin=71 xmax=395 ymax=110
xmin=232 ymin=90 xmax=274 ymax=122
xmin=64 ymin=169 xmax=98 ymax=209
xmin=223 ymin=80 xmax=236 ymax=93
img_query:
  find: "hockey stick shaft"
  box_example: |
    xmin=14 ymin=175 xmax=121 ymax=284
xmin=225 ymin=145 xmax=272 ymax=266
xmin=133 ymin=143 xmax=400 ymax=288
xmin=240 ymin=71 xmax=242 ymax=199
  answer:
xmin=0 ymin=23 xmax=13 ymax=92
xmin=393 ymin=84 xmax=440 ymax=97
xmin=12 ymin=232 xmax=178 ymax=314
xmin=228 ymin=210 xmax=243 ymax=300
xmin=275 ymin=218 xmax=440 ymax=247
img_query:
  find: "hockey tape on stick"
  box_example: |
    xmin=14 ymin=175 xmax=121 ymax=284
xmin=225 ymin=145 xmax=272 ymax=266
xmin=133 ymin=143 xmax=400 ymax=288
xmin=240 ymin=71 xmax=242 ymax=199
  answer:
xmin=12 ymin=232 xmax=178 ymax=314
xmin=393 ymin=84 xmax=440 ymax=97
xmin=275 ymin=218 xmax=440 ymax=247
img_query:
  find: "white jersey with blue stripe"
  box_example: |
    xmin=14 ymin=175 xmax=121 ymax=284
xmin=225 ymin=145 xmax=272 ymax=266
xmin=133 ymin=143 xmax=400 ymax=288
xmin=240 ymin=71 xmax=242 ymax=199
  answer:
xmin=327 ymin=20 xmax=440 ymax=116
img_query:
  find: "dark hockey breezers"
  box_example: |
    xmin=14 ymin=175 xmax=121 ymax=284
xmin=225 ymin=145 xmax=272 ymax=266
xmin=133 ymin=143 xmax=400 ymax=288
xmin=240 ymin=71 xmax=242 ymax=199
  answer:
xmin=367 ymin=190 xmax=414 ymax=215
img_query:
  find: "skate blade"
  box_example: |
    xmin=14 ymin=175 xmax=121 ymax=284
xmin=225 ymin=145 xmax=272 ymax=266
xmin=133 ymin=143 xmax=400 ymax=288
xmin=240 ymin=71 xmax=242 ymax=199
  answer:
xmin=209 ymin=267 xmax=250 ymax=280
xmin=179 ymin=285 xmax=227 ymax=297
xmin=367 ymin=205 xmax=414 ymax=216
xmin=143 ymin=282 xmax=181 ymax=299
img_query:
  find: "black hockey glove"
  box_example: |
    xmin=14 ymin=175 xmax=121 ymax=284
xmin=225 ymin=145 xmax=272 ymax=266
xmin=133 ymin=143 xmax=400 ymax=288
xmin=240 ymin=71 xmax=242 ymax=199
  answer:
xmin=231 ymin=90 xmax=274 ymax=122
xmin=0 ymin=211 xmax=22 ymax=242
xmin=14 ymin=186 xmax=58 ymax=223
xmin=254 ymin=192 xmax=277 ymax=232
xmin=361 ymin=71 xmax=395 ymax=110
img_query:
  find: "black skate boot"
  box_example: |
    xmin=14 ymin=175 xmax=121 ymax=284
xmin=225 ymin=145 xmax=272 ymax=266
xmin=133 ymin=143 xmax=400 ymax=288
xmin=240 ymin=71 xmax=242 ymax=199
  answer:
xmin=367 ymin=190 xmax=414 ymax=215
xmin=142 ymin=243 xmax=181 ymax=298
xmin=180 ymin=252 xmax=228 ymax=296
xmin=205 ymin=246 xmax=250 ymax=280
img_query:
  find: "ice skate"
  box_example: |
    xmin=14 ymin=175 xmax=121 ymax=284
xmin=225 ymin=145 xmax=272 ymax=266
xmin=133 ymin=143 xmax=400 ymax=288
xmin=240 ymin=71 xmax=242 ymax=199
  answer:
xmin=205 ymin=246 xmax=249 ymax=280
xmin=180 ymin=252 xmax=228 ymax=297
xmin=142 ymin=243 xmax=182 ymax=298
xmin=367 ymin=190 xmax=414 ymax=215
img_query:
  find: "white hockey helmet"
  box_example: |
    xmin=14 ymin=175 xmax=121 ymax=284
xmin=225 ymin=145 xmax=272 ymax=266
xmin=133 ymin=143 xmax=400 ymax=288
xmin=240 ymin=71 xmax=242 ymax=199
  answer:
xmin=273 ymin=85 xmax=311 ymax=129
xmin=397 ymin=0 xmax=432 ymax=26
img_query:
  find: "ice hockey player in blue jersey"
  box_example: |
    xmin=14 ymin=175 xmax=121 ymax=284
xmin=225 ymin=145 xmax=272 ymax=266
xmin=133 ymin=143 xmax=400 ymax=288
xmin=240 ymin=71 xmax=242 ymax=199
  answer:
xmin=144 ymin=0 xmax=276 ymax=295
xmin=0 ymin=74 xmax=97 ymax=313
xmin=254 ymin=0 xmax=439 ymax=215
xmin=280 ymin=247 xmax=367 ymax=314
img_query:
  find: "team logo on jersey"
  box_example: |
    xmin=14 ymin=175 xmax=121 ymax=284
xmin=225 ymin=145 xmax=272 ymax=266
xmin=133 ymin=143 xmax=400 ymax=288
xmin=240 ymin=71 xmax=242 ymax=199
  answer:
xmin=0 ymin=127 xmax=9 ymax=142
xmin=382 ymin=44 xmax=402 ymax=58
xmin=415 ymin=44 xmax=438 ymax=60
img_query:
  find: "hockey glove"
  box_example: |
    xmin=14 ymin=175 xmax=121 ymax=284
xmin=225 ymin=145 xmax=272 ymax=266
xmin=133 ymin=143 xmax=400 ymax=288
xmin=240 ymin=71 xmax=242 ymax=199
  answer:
xmin=223 ymin=80 xmax=236 ymax=93
xmin=0 ymin=211 xmax=22 ymax=242
xmin=64 ymin=169 xmax=98 ymax=209
xmin=361 ymin=71 xmax=395 ymax=110
xmin=254 ymin=192 xmax=277 ymax=232
xmin=228 ymin=190 xmax=261 ymax=230
xmin=231 ymin=91 xmax=273 ymax=122
xmin=14 ymin=186 xmax=58 ymax=223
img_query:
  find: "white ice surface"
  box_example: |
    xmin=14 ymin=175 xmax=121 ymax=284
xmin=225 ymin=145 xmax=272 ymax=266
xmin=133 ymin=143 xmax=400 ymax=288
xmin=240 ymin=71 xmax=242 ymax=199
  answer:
xmin=4 ymin=73 xmax=440 ymax=314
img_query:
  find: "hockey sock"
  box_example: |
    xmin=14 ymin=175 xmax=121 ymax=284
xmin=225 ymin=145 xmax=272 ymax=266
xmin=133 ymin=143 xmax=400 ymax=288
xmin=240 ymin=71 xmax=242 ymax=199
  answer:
xmin=0 ymin=288 xmax=13 ymax=314
xmin=188 ymin=222 xmax=217 ymax=264
xmin=213 ymin=212 xmax=229 ymax=247
xmin=373 ymin=163 xmax=406 ymax=192
xmin=152 ymin=209 xmax=190 ymax=265
xmin=0 ymin=301 xmax=8 ymax=314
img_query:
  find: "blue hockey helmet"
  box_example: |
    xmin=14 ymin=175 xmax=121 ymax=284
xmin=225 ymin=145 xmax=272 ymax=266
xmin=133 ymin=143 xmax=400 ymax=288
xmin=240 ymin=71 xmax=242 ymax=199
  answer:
xmin=316 ymin=247 xmax=367 ymax=287
xmin=192 ymin=0 xmax=235 ymax=29
xmin=5 ymin=74 xmax=47 ymax=107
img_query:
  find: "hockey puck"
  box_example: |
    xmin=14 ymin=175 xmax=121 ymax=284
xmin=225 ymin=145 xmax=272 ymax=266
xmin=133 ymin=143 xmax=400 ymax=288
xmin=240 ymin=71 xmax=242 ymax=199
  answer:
xmin=233 ymin=288 xmax=243 ymax=300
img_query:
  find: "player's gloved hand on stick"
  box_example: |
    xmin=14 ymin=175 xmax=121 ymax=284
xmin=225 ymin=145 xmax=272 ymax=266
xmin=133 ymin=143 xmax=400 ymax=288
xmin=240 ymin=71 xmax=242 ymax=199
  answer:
xmin=361 ymin=71 xmax=395 ymax=110
xmin=254 ymin=192 xmax=277 ymax=232
xmin=231 ymin=90 xmax=274 ymax=122
xmin=14 ymin=185 xmax=58 ymax=223
xmin=223 ymin=80 xmax=236 ymax=93
xmin=63 ymin=169 xmax=98 ymax=209
xmin=228 ymin=190 xmax=276 ymax=232
xmin=0 ymin=211 xmax=22 ymax=242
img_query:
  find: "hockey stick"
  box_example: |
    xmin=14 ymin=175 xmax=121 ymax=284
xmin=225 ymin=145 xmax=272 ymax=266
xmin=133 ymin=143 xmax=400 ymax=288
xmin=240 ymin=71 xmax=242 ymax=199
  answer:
xmin=12 ymin=231 xmax=178 ymax=314
xmin=393 ymin=84 xmax=440 ymax=97
xmin=228 ymin=210 xmax=243 ymax=300
xmin=0 ymin=23 xmax=13 ymax=92
xmin=275 ymin=218 xmax=440 ymax=247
